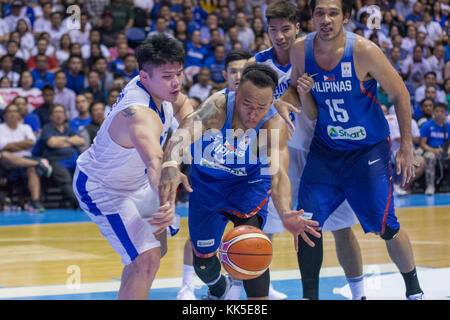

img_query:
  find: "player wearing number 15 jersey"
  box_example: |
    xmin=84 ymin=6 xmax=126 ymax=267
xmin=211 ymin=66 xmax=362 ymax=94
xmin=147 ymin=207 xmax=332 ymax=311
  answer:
xmin=280 ymin=0 xmax=424 ymax=300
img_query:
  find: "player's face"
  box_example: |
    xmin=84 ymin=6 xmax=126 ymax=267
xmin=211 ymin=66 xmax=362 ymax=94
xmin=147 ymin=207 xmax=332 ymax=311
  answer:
xmin=268 ymin=18 xmax=299 ymax=52
xmin=225 ymin=59 xmax=248 ymax=92
xmin=312 ymin=0 xmax=348 ymax=41
xmin=144 ymin=62 xmax=184 ymax=103
xmin=235 ymin=80 xmax=274 ymax=129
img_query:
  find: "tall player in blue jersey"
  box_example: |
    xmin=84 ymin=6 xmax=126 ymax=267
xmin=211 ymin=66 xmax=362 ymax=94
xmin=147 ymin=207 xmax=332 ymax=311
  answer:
xmin=277 ymin=0 xmax=424 ymax=300
xmin=243 ymin=0 xmax=366 ymax=300
xmin=159 ymin=64 xmax=321 ymax=300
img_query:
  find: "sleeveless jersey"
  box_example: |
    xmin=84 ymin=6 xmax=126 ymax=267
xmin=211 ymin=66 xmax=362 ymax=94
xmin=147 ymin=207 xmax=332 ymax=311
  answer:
xmin=190 ymin=91 xmax=277 ymax=181
xmin=76 ymin=76 xmax=174 ymax=191
xmin=305 ymin=31 xmax=389 ymax=150
xmin=255 ymin=46 xmax=315 ymax=151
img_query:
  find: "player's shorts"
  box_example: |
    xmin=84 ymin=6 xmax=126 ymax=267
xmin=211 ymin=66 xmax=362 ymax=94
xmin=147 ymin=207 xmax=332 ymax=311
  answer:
xmin=298 ymin=138 xmax=399 ymax=235
xmin=73 ymin=168 xmax=161 ymax=265
xmin=188 ymin=173 xmax=271 ymax=257
xmin=263 ymin=147 xmax=357 ymax=234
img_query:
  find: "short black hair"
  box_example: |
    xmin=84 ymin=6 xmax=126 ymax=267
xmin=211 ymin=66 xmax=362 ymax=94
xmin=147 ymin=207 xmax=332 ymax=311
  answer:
xmin=41 ymin=84 xmax=55 ymax=93
xmin=265 ymin=0 xmax=298 ymax=25
xmin=225 ymin=49 xmax=252 ymax=69
xmin=310 ymin=0 xmax=354 ymax=18
xmin=135 ymin=35 xmax=185 ymax=76
xmin=434 ymin=102 xmax=447 ymax=111
xmin=420 ymin=98 xmax=433 ymax=107
xmin=241 ymin=63 xmax=278 ymax=92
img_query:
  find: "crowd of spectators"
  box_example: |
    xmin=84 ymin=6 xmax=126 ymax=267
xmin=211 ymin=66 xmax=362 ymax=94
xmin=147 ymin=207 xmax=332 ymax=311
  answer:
xmin=0 ymin=0 xmax=448 ymax=210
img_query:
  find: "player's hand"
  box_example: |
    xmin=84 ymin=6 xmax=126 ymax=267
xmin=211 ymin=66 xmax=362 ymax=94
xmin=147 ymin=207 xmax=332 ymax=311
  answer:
xmin=148 ymin=202 xmax=174 ymax=235
xmin=395 ymin=145 xmax=416 ymax=186
xmin=296 ymin=73 xmax=315 ymax=95
xmin=273 ymin=99 xmax=300 ymax=138
xmin=281 ymin=210 xmax=321 ymax=251
xmin=159 ymin=166 xmax=193 ymax=207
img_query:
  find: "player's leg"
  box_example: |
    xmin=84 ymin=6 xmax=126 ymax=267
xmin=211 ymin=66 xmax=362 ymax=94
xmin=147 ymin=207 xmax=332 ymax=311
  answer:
xmin=189 ymin=184 xmax=231 ymax=300
xmin=344 ymin=139 xmax=423 ymax=299
xmin=73 ymin=169 xmax=163 ymax=299
xmin=322 ymin=200 xmax=365 ymax=300
xmin=177 ymin=239 xmax=197 ymax=300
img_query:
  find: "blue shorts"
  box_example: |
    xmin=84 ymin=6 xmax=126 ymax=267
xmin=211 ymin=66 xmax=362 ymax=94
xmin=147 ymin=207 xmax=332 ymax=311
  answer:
xmin=298 ymin=138 xmax=399 ymax=235
xmin=188 ymin=171 xmax=271 ymax=257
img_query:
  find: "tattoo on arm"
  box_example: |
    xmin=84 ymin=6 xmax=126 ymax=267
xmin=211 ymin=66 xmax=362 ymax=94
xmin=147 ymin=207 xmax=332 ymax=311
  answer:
xmin=121 ymin=106 xmax=137 ymax=118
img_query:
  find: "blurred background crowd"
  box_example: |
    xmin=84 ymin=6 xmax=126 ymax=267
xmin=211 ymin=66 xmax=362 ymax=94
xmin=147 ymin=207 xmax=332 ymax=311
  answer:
xmin=0 ymin=0 xmax=448 ymax=211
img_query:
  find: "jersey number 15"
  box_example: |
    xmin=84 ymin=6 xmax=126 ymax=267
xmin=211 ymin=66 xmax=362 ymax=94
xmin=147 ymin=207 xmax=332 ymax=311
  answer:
xmin=325 ymin=99 xmax=349 ymax=123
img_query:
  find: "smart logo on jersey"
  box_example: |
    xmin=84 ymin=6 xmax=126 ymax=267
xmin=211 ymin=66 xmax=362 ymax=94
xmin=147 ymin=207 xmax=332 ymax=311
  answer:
xmin=323 ymin=74 xmax=335 ymax=81
xmin=341 ymin=62 xmax=352 ymax=77
xmin=327 ymin=125 xmax=367 ymax=140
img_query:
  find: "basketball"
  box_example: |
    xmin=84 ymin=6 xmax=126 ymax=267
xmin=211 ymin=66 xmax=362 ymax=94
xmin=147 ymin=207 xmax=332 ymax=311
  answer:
xmin=218 ymin=225 xmax=273 ymax=280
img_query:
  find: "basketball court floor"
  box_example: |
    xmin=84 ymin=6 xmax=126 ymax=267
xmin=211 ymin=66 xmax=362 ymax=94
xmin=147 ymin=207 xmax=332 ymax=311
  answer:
xmin=0 ymin=193 xmax=449 ymax=300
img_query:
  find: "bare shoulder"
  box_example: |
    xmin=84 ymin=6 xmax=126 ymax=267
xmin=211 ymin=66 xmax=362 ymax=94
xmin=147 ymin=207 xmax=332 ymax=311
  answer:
xmin=262 ymin=113 xmax=287 ymax=133
xmin=354 ymin=34 xmax=385 ymax=62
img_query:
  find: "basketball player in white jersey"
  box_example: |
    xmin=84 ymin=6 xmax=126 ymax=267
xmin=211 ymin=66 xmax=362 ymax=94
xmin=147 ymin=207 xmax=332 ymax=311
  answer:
xmin=238 ymin=0 xmax=366 ymax=300
xmin=72 ymin=35 xmax=194 ymax=300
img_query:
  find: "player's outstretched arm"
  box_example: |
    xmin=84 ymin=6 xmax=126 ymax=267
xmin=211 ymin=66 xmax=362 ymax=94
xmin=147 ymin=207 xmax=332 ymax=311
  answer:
xmin=172 ymin=92 xmax=195 ymax=124
xmin=159 ymin=93 xmax=227 ymax=207
xmin=266 ymin=116 xmax=320 ymax=251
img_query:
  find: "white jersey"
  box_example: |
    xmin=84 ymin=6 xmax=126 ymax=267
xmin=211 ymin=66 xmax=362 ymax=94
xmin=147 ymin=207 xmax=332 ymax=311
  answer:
xmin=255 ymin=47 xmax=316 ymax=151
xmin=76 ymin=76 xmax=174 ymax=192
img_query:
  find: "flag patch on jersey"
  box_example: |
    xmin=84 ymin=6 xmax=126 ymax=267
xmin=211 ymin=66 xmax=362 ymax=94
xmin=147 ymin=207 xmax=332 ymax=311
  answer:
xmin=341 ymin=62 xmax=352 ymax=77
xmin=323 ymin=74 xmax=335 ymax=81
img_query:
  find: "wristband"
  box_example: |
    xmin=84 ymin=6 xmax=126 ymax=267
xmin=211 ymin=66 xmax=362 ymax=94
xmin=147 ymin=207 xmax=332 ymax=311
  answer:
xmin=161 ymin=160 xmax=178 ymax=169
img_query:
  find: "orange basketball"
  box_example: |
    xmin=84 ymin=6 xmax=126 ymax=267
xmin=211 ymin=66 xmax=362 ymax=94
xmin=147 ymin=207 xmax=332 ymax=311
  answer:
xmin=218 ymin=225 xmax=272 ymax=280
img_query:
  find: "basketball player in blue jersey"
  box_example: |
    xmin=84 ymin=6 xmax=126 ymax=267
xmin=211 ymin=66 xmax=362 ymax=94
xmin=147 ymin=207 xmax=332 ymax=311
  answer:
xmin=176 ymin=49 xmax=253 ymax=300
xmin=72 ymin=35 xmax=194 ymax=300
xmin=277 ymin=0 xmax=424 ymax=299
xmin=160 ymin=64 xmax=321 ymax=300
xmin=241 ymin=0 xmax=366 ymax=300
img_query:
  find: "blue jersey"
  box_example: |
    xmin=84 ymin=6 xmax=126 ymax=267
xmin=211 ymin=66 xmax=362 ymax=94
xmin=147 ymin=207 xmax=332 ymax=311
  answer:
xmin=190 ymin=91 xmax=277 ymax=181
xmin=255 ymin=47 xmax=291 ymax=99
xmin=420 ymin=119 xmax=450 ymax=148
xmin=305 ymin=31 xmax=389 ymax=150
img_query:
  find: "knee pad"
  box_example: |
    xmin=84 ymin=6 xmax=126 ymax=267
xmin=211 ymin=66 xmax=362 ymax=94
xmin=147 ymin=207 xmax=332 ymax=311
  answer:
xmin=193 ymin=254 xmax=221 ymax=284
xmin=243 ymin=268 xmax=270 ymax=298
xmin=380 ymin=225 xmax=400 ymax=240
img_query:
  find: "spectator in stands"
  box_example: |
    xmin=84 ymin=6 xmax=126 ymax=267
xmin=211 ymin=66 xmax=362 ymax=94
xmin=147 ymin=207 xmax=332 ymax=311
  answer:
xmin=104 ymin=88 xmax=120 ymax=115
xmin=55 ymin=33 xmax=72 ymax=66
xmin=82 ymin=101 xmax=105 ymax=146
xmin=85 ymin=0 xmax=110 ymax=26
xmin=174 ymin=19 xmax=189 ymax=48
xmin=31 ymin=32 xmax=56 ymax=57
xmin=0 ymin=103 xmax=45 ymax=211
xmin=115 ymin=54 xmax=139 ymax=82
xmin=18 ymin=70 xmax=44 ymax=109
xmin=0 ymin=55 xmax=20 ymax=88
xmin=401 ymin=24 xmax=417 ymax=54
xmin=4 ymin=1 xmax=32 ymax=34
xmin=148 ymin=15 xmax=175 ymax=39
xmin=65 ymin=55 xmax=85 ymax=95
xmin=405 ymin=1 xmax=424 ymax=27
xmin=420 ymin=103 xmax=450 ymax=195
xmin=92 ymin=57 xmax=114 ymax=95
xmin=416 ymin=98 xmax=434 ymax=128
xmin=445 ymin=78 xmax=450 ymax=112
xmin=33 ymin=84 xmax=55 ymax=127
xmin=235 ymin=12 xmax=255 ymax=52
xmin=200 ymin=13 xmax=224 ymax=44
xmin=5 ymin=41 xmax=28 ymax=74
xmin=108 ymin=33 xmax=135 ymax=62
xmin=28 ymin=38 xmax=59 ymax=72
xmin=49 ymin=12 xmax=67 ymax=49
xmin=203 ymin=43 xmax=226 ymax=90
xmin=395 ymin=0 xmax=416 ymax=23
xmin=81 ymin=29 xmax=111 ymax=61
xmin=188 ymin=67 xmax=212 ymax=102
xmin=30 ymin=54 xmax=55 ymax=90
xmin=103 ymin=0 xmax=135 ymax=33
xmin=184 ymin=30 xmax=209 ymax=84
xmin=69 ymin=94 xmax=91 ymax=134
xmin=427 ymin=44 xmax=446 ymax=85
xmin=53 ymin=71 xmax=77 ymax=121
xmin=0 ymin=77 xmax=11 ymax=88
xmin=388 ymin=46 xmax=403 ymax=73
xmin=415 ymin=71 xmax=447 ymax=105
xmin=110 ymin=43 xmax=131 ymax=75
xmin=69 ymin=13 xmax=92 ymax=47
xmin=432 ymin=1 xmax=448 ymax=28
xmin=14 ymin=96 xmax=41 ymax=137
xmin=16 ymin=18 xmax=35 ymax=56
xmin=40 ymin=104 xmax=84 ymax=209
xmin=225 ymin=26 xmax=242 ymax=53
xmin=218 ymin=6 xmax=235 ymax=33
xmin=8 ymin=31 xmax=30 ymax=61
xmin=98 ymin=11 xmax=117 ymax=48
xmin=33 ymin=1 xmax=52 ymax=37
xmin=81 ymin=70 xmax=107 ymax=103
xmin=419 ymin=10 xmax=444 ymax=48
xmin=251 ymin=17 xmax=270 ymax=52
xmin=402 ymin=45 xmax=431 ymax=88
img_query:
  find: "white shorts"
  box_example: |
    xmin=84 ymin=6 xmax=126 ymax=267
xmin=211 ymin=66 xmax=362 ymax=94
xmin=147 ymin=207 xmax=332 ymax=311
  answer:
xmin=73 ymin=168 xmax=161 ymax=265
xmin=263 ymin=147 xmax=357 ymax=234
